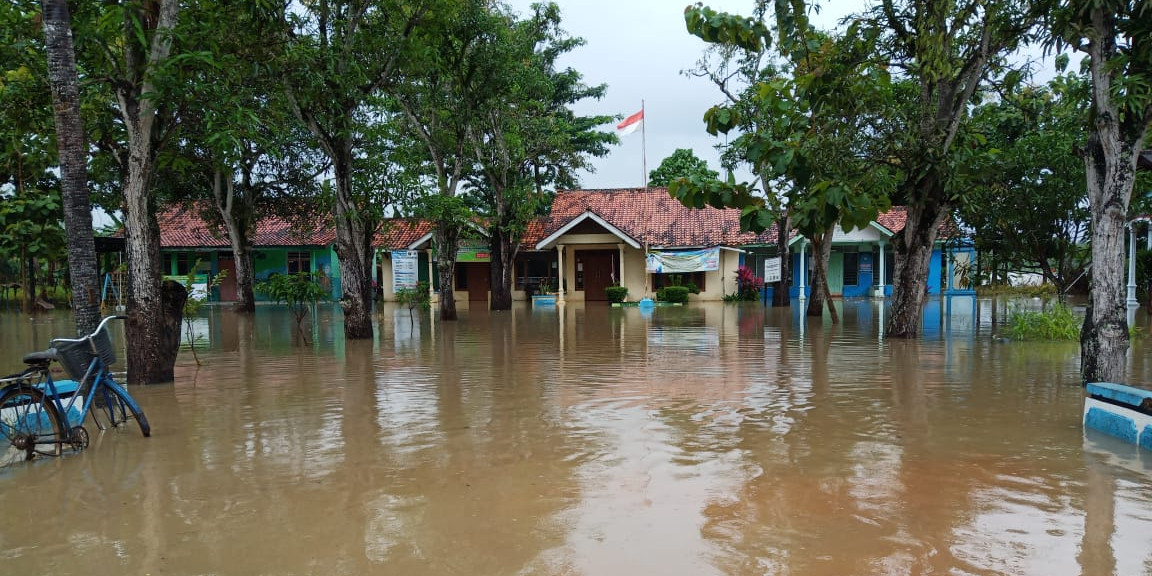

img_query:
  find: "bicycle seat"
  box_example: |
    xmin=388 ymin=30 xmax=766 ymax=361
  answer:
xmin=22 ymin=348 xmax=57 ymax=365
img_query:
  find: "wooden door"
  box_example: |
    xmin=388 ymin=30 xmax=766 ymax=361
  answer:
xmin=828 ymin=252 xmax=844 ymax=296
xmin=578 ymin=250 xmax=616 ymax=301
xmin=466 ymin=263 xmax=490 ymax=302
xmin=217 ymin=253 xmax=237 ymax=301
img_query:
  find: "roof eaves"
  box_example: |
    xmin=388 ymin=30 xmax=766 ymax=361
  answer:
xmin=535 ymin=211 xmax=641 ymax=250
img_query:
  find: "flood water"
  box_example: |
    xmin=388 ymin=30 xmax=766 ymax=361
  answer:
xmin=2 ymin=299 xmax=1152 ymax=575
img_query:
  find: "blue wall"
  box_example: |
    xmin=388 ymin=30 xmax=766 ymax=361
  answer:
xmin=780 ymin=246 xmax=946 ymax=299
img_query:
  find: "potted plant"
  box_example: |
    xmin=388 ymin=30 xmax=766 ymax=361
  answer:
xmin=532 ymin=279 xmax=558 ymax=306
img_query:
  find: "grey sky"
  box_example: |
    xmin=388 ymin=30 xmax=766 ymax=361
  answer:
xmin=511 ymin=0 xmax=1071 ymax=191
xmin=508 ymin=0 xmax=855 ymax=190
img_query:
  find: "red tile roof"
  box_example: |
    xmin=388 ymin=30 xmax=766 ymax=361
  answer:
xmin=378 ymin=219 xmax=434 ymax=249
xmin=156 ymin=205 xmax=335 ymax=248
xmin=524 ymin=188 xmax=772 ymax=248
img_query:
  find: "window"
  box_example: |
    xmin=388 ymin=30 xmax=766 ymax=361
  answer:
xmin=652 ymin=272 xmax=706 ymax=291
xmin=287 ymin=251 xmax=310 ymax=274
xmin=164 ymin=253 xmax=191 ymax=275
xmin=515 ymin=254 xmax=556 ymax=289
xmin=843 ymin=252 xmax=860 ymax=286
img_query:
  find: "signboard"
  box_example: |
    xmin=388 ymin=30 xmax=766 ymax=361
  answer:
xmin=646 ymin=247 xmax=720 ymax=273
xmin=392 ymin=250 xmax=419 ymax=292
xmin=764 ymin=257 xmax=782 ymax=283
xmin=457 ymin=247 xmax=491 ymax=263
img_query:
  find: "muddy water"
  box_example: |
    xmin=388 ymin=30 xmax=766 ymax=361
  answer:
xmin=2 ymin=300 xmax=1151 ymax=575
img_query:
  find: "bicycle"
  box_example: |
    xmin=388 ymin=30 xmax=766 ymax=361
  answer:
xmin=0 ymin=315 xmax=150 ymax=466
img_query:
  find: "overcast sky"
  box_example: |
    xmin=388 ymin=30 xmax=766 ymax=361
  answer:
xmin=506 ymin=0 xmax=854 ymax=190
xmin=509 ymin=0 xmax=1071 ymax=191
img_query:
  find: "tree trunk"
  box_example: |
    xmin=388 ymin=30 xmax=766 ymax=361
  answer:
xmin=1077 ymin=4 xmax=1149 ymax=385
xmin=117 ymin=0 xmax=180 ymax=384
xmin=42 ymin=0 xmax=99 ymax=335
xmin=772 ymin=209 xmax=792 ymax=307
xmin=488 ymin=226 xmax=516 ymax=311
xmin=806 ymin=227 xmax=833 ymax=317
xmin=1079 ymin=133 xmax=1139 ymax=384
xmin=331 ymin=152 xmax=375 ymax=339
xmin=25 ymin=255 xmax=36 ymax=311
xmin=887 ymin=202 xmax=948 ymax=338
xmin=212 ymin=170 xmax=256 ymax=313
xmin=435 ymin=225 xmax=460 ymax=321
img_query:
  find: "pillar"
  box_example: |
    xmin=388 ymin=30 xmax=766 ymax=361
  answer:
xmin=1127 ymin=225 xmax=1139 ymax=309
xmin=875 ymin=241 xmax=887 ymax=298
xmin=798 ymin=241 xmax=807 ymax=303
xmin=557 ymin=244 xmax=566 ymax=304
xmin=425 ymin=248 xmax=436 ymax=302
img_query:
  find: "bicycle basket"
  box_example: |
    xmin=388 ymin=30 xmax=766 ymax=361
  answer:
xmin=52 ymin=329 xmax=117 ymax=382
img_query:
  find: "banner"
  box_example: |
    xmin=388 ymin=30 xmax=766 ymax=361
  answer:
xmin=457 ymin=247 xmax=491 ymax=262
xmin=764 ymin=257 xmax=781 ymax=283
xmin=392 ymin=250 xmax=419 ymax=291
xmin=646 ymin=248 xmax=720 ymax=273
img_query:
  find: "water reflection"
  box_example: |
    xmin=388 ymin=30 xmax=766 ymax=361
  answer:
xmin=0 ymin=299 xmax=1151 ymax=575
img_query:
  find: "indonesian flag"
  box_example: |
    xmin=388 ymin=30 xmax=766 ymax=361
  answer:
xmin=617 ymin=109 xmax=644 ymax=136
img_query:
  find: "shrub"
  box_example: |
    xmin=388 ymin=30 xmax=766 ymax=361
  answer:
xmin=257 ymin=272 xmax=328 ymax=342
xmin=660 ymin=285 xmax=690 ymax=303
xmin=734 ymin=265 xmax=764 ymax=301
xmin=1003 ymin=303 xmax=1080 ymax=341
xmin=606 ymin=285 xmax=628 ymax=303
xmin=396 ymin=282 xmax=431 ymax=312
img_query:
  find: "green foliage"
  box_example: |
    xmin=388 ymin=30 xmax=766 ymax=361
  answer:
xmin=658 ymin=285 xmax=691 ymax=303
xmin=960 ymin=73 xmax=1091 ymax=293
xmin=395 ymin=282 xmax=431 ymax=312
xmin=605 ymin=285 xmax=628 ymax=303
xmin=649 ymin=149 xmax=720 ymax=187
xmin=257 ymin=272 xmax=328 ymax=341
xmin=1003 ymin=303 xmax=1081 ymax=341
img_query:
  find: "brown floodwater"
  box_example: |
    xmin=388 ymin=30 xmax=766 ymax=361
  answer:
xmin=2 ymin=299 xmax=1152 ymax=575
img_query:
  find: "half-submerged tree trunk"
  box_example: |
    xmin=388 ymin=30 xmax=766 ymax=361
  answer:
xmin=119 ymin=0 xmax=180 ymax=384
xmin=805 ymin=224 xmax=839 ymax=323
xmin=330 ymin=154 xmax=376 ymax=339
xmin=211 ymin=169 xmax=256 ymax=312
xmin=41 ymin=0 xmax=99 ymax=335
xmin=1076 ymin=4 xmax=1150 ymax=385
xmin=435 ymin=225 xmax=460 ymax=321
xmin=488 ymin=222 xmax=517 ymax=311
xmin=888 ymin=200 xmax=948 ymax=338
xmin=772 ymin=209 xmax=793 ymax=307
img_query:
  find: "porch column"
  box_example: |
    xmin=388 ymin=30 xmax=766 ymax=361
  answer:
xmin=1127 ymin=224 xmax=1139 ymax=309
xmin=798 ymin=240 xmax=807 ymax=304
xmin=425 ymin=248 xmax=436 ymax=302
xmin=875 ymin=241 xmax=887 ymax=298
xmin=557 ymin=244 xmax=566 ymax=304
xmin=617 ymin=243 xmax=624 ymax=288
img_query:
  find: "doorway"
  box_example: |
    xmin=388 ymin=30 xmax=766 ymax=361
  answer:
xmin=576 ymin=250 xmax=617 ymax=301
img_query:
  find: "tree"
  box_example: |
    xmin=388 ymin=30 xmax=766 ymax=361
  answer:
xmin=66 ymin=0 xmax=185 ymax=383
xmin=167 ymin=2 xmax=327 ymax=313
xmin=280 ymin=0 xmax=431 ymax=336
xmin=865 ymin=0 xmax=1037 ymax=337
xmin=649 ymin=148 xmax=719 ymax=187
xmin=961 ymin=70 xmax=1091 ymax=295
xmin=391 ymin=0 xmax=493 ymax=321
xmin=468 ymin=2 xmax=615 ymax=311
xmin=40 ymin=0 xmax=99 ymax=335
xmin=1047 ymin=0 xmax=1152 ymax=383
xmin=673 ymin=6 xmax=894 ymax=320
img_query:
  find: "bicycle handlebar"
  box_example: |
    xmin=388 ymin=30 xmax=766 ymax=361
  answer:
xmin=52 ymin=315 xmax=126 ymax=346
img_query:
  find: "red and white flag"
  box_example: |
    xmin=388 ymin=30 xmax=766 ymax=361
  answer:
xmin=617 ymin=109 xmax=644 ymax=136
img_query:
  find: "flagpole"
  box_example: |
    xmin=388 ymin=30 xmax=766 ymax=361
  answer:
xmin=641 ymin=99 xmax=648 ymax=190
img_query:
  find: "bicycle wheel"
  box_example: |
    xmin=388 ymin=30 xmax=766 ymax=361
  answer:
xmin=0 ymin=383 xmax=65 ymax=466
xmin=94 ymin=382 xmax=150 ymax=437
